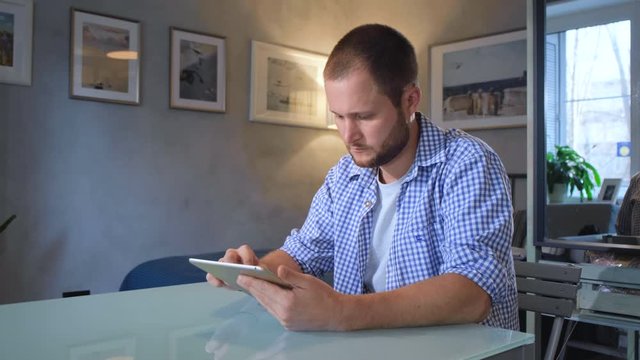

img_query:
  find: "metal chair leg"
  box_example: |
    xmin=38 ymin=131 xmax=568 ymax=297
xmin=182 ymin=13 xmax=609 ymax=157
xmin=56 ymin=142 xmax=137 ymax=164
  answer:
xmin=556 ymin=320 xmax=574 ymax=360
xmin=627 ymin=329 xmax=638 ymax=360
xmin=544 ymin=316 xmax=565 ymax=360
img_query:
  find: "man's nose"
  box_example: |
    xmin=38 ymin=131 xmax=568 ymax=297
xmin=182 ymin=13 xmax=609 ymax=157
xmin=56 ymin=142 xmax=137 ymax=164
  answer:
xmin=341 ymin=118 xmax=361 ymax=144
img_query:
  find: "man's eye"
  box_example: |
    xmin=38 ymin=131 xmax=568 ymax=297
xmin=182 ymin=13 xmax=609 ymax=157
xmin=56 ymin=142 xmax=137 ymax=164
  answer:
xmin=356 ymin=114 xmax=372 ymax=120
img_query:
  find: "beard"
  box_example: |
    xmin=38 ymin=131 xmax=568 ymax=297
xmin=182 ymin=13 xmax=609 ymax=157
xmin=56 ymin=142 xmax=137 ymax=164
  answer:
xmin=349 ymin=109 xmax=411 ymax=168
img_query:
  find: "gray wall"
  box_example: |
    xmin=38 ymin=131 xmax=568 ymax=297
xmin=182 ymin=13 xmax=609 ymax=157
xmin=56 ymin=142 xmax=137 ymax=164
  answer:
xmin=0 ymin=0 xmax=526 ymax=304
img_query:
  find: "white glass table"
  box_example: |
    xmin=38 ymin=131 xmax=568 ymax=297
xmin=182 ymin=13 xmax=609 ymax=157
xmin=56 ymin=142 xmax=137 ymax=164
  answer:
xmin=0 ymin=283 xmax=534 ymax=359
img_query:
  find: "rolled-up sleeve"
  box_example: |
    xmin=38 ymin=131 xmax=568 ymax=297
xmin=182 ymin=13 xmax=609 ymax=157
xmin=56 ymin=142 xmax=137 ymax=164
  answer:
xmin=438 ymin=150 xmax=514 ymax=307
xmin=280 ymin=168 xmax=336 ymax=278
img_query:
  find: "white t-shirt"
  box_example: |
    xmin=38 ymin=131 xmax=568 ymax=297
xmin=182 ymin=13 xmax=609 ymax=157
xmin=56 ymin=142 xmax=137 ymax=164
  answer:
xmin=364 ymin=172 xmax=405 ymax=292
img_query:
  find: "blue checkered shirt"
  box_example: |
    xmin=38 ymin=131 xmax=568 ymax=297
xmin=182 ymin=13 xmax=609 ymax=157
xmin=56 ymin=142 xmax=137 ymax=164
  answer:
xmin=281 ymin=113 xmax=518 ymax=330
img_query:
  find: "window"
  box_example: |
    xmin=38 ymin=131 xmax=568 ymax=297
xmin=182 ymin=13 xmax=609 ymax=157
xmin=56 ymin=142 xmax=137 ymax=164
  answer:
xmin=546 ymin=20 xmax=632 ymax=197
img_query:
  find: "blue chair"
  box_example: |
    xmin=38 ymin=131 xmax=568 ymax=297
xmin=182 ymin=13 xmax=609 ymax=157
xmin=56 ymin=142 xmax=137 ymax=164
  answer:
xmin=119 ymin=249 xmax=272 ymax=291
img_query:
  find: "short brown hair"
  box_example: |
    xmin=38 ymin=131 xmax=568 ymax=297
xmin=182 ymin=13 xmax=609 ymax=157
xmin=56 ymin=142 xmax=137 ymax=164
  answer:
xmin=324 ymin=24 xmax=418 ymax=107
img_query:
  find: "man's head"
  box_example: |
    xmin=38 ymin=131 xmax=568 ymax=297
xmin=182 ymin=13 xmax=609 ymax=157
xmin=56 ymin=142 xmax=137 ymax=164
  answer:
xmin=324 ymin=24 xmax=421 ymax=171
xmin=324 ymin=24 xmax=418 ymax=108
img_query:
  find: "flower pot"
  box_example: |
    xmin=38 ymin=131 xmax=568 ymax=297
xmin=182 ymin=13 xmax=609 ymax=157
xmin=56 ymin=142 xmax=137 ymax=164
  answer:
xmin=548 ymin=183 xmax=568 ymax=203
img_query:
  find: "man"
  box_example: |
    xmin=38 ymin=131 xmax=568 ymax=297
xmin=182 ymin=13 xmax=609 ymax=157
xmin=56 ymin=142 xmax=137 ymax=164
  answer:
xmin=208 ymin=24 xmax=518 ymax=331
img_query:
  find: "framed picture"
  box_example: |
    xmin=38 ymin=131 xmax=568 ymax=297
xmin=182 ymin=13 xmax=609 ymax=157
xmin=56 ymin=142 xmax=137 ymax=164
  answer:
xmin=170 ymin=27 xmax=226 ymax=112
xmin=250 ymin=40 xmax=332 ymax=130
xmin=597 ymin=178 xmax=622 ymax=203
xmin=0 ymin=0 xmax=33 ymax=85
xmin=70 ymin=9 xmax=141 ymax=105
xmin=430 ymin=30 xmax=527 ymax=130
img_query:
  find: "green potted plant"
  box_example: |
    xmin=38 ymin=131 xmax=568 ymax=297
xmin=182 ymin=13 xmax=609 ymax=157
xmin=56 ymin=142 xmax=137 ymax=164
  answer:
xmin=546 ymin=145 xmax=601 ymax=202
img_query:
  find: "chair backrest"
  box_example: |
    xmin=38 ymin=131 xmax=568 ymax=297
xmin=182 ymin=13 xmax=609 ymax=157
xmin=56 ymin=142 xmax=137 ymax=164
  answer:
xmin=512 ymin=209 xmax=527 ymax=248
xmin=515 ymin=261 xmax=582 ymax=317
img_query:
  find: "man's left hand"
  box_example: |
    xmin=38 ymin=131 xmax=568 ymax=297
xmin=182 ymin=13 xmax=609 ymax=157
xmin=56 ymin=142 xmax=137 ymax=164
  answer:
xmin=236 ymin=266 xmax=349 ymax=331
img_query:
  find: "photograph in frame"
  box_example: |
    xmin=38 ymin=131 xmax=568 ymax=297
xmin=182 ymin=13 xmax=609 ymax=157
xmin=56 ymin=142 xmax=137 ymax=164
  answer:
xmin=0 ymin=0 xmax=33 ymax=86
xmin=250 ymin=40 xmax=332 ymax=130
xmin=597 ymin=178 xmax=622 ymax=203
xmin=170 ymin=27 xmax=226 ymax=112
xmin=70 ymin=8 xmax=141 ymax=105
xmin=430 ymin=30 xmax=527 ymax=130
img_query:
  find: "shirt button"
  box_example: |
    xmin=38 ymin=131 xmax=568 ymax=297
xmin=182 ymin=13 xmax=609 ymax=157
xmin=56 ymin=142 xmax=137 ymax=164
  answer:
xmin=364 ymin=200 xmax=373 ymax=208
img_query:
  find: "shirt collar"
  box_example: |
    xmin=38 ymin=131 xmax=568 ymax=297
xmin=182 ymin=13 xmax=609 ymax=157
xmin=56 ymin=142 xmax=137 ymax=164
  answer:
xmin=414 ymin=112 xmax=448 ymax=168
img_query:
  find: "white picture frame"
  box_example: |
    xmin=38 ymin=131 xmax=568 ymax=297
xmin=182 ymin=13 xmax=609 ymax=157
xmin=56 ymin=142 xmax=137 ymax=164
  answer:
xmin=250 ymin=40 xmax=332 ymax=130
xmin=0 ymin=0 xmax=33 ymax=86
xmin=430 ymin=29 xmax=527 ymax=130
xmin=597 ymin=178 xmax=622 ymax=203
xmin=170 ymin=27 xmax=226 ymax=113
xmin=70 ymin=8 xmax=141 ymax=105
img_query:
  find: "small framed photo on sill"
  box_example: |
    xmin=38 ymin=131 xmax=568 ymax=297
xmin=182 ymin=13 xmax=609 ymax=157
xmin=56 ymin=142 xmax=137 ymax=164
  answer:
xmin=170 ymin=27 xmax=226 ymax=113
xmin=597 ymin=178 xmax=622 ymax=203
xmin=0 ymin=0 xmax=33 ymax=86
xmin=69 ymin=8 xmax=141 ymax=105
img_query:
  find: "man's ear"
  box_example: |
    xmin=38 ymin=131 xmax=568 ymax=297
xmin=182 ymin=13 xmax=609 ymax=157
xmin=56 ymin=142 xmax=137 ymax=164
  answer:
xmin=405 ymin=85 xmax=421 ymax=115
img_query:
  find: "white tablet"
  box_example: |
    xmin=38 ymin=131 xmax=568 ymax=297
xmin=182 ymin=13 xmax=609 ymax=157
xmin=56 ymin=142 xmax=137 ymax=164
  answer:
xmin=189 ymin=258 xmax=292 ymax=292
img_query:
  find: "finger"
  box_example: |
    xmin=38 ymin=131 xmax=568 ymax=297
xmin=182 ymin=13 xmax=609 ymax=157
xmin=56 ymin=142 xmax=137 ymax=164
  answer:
xmin=238 ymin=275 xmax=293 ymax=306
xmin=238 ymin=275 xmax=289 ymax=321
xmin=237 ymin=274 xmax=274 ymax=293
xmin=220 ymin=246 xmax=259 ymax=265
xmin=277 ymin=266 xmax=308 ymax=289
xmin=236 ymin=244 xmax=259 ymax=265
xmin=221 ymin=248 xmax=243 ymax=263
xmin=206 ymin=272 xmax=228 ymax=288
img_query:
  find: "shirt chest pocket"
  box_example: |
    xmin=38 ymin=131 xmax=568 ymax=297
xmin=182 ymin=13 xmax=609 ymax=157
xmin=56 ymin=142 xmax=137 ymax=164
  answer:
xmin=390 ymin=217 xmax=443 ymax=279
xmin=401 ymin=215 xmax=442 ymax=247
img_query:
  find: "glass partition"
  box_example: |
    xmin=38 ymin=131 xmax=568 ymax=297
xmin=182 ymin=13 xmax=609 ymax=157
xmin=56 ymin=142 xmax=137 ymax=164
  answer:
xmin=534 ymin=0 xmax=640 ymax=255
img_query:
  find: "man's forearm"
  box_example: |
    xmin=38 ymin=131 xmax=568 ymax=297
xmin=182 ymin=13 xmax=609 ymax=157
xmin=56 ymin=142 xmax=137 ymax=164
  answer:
xmin=340 ymin=273 xmax=491 ymax=330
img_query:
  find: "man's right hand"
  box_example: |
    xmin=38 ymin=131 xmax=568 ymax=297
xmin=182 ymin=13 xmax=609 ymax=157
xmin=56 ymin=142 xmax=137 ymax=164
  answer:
xmin=206 ymin=244 xmax=260 ymax=289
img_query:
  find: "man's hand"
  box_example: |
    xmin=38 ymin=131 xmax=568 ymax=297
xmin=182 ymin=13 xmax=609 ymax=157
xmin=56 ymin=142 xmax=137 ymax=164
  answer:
xmin=237 ymin=266 xmax=349 ymax=331
xmin=206 ymin=244 xmax=260 ymax=289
